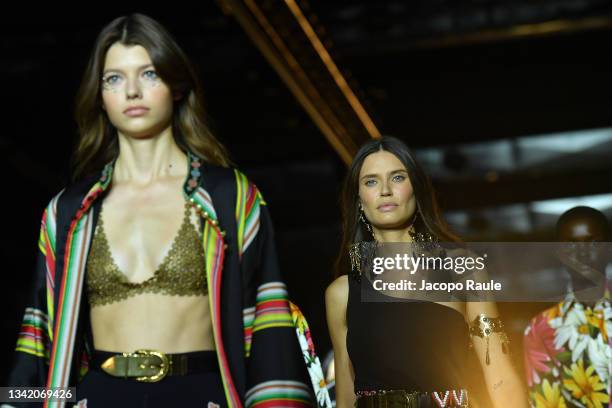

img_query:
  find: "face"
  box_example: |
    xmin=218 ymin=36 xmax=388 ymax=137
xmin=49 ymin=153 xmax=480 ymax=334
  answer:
xmin=358 ymin=150 xmax=417 ymax=230
xmin=101 ymin=43 xmax=175 ymax=138
xmin=558 ymin=218 xmax=607 ymax=267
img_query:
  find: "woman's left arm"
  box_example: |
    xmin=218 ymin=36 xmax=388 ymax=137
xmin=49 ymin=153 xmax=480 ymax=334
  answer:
xmin=465 ymin=300 xmax=530 ymax=408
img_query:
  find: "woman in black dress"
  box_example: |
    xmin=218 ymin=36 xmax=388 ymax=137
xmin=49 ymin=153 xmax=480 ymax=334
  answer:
xmin=325 ymin=137 xmax=528 ymax=407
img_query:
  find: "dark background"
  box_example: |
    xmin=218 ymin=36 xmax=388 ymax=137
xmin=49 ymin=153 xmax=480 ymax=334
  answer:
xmin=2 ymin=0 xmax=612 ymax=388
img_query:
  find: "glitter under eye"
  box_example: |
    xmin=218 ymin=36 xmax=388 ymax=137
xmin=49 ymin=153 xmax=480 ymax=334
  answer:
xmin=143 ymin=70 xmax=159 ymax=81
xmin=101 ymin=74 xmax=123 ymax=92
xmin=103 ymin=74 xmax=120 ymax=84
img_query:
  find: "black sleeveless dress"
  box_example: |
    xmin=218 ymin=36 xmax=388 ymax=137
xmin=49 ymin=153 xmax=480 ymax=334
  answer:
xmin=346 ymin=271 xmax=471 ymax=404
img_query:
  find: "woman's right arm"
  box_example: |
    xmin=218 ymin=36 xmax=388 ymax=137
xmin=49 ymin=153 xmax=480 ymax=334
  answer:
xmin=325 ymin=275 xmax=356 ymax=408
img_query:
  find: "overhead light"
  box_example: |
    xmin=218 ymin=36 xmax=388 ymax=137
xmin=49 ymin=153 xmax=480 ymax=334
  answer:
xmin=531 ymin=193 xmax=612 ymax=214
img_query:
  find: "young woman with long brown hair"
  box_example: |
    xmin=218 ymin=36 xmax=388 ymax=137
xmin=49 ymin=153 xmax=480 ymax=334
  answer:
xmin=5 ymin=13 xmax=325 ymax=408
xmin=325 ymin=136 xmax=528 ymax=407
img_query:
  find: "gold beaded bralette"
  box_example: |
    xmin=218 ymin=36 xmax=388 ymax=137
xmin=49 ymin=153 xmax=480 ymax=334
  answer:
xmin=86 ymin=202 xmax=207 ymax=307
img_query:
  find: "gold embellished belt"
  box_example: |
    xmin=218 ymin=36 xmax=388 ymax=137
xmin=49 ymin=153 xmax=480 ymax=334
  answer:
xmin=356 ymin=389 xmax=469 ymax=408
xmin=91 ymin=349 xmax=218 ymax=382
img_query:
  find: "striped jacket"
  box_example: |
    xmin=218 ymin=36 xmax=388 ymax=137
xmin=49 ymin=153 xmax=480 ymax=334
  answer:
xmin=6 ymin=152 xmax=331 ymax=408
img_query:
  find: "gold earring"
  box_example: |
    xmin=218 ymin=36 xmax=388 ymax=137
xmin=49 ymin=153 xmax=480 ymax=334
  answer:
xmin=359 ymin=204 xmax=375 ymax=240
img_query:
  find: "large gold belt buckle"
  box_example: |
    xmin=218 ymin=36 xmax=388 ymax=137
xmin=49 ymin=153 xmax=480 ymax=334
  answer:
xmin=130 ymin=349 xmax=170 ymax=382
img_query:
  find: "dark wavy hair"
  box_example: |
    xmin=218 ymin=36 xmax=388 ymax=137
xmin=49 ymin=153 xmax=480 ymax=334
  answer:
xmin=71 ymin=13 xmax=230 ymax=181
xmin=334 ymin=136 xmax=460 ymax=277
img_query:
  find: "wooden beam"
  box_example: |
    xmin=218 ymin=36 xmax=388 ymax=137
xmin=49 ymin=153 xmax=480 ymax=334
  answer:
xmin=217 ymin=0 xmax=380 ymax=164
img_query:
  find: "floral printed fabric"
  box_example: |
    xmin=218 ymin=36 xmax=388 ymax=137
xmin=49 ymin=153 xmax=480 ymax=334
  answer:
xmin=524 ymin=291 xmax=611 ymax=408
xmin=289 ymin=302 xmax=332 ymax=408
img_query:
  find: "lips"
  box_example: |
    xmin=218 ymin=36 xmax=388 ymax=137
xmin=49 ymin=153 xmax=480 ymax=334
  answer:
xmin=123 ymin=106 xmax=149 ymax=116
xmin=377 ymin=203 xmax=398 ymax=212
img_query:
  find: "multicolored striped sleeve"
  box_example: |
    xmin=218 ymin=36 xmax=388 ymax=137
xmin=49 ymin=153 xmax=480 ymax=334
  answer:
xmin=252 ymin=282 xmax=294 ymax=332
xmin=244 ymin=282 xmax=294 ymax=357
xmin=245 ymin=381 xmax=313 ymax=408
xmin=235 ymin=174 xmax=315 ymax=407
xmin=15 ymin=307 xmax=51 ymax=359
xmin=244 ymin=282 xmax=314 ymax=407
xmin=7 ymin=194 xmax=61 ymax=389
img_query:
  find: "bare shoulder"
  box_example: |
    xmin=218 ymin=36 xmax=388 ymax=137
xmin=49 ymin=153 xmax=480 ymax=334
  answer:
xmin=325 ymin=275 xmax=349 ymax=308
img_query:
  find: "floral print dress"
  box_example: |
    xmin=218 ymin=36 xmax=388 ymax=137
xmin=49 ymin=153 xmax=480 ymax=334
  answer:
xmin=524 ymin=291 xmax=611 ymax=408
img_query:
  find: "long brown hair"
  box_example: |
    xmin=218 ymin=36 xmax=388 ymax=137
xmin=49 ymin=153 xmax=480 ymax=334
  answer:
xmin=72 ymin=13 xmax=230 ymax=180
xmin=334 ymin=136 xmax=460 ymax=277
